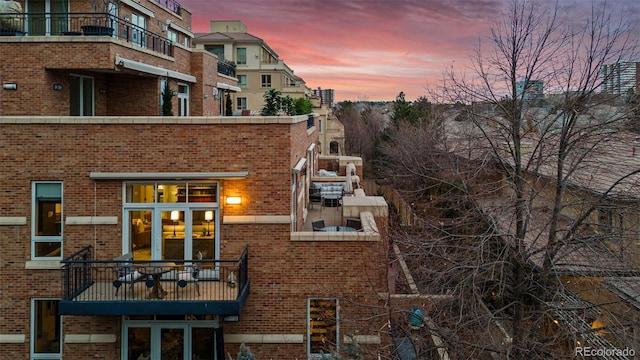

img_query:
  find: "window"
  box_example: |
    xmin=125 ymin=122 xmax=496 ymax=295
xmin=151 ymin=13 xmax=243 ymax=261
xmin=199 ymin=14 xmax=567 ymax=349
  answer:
xmin=178 ymin=84 xmax=189 ymax=116
xmin=318 ymin=119 xmax=323 ymax=133
xmin=205 ymin=45 xmax=224 ymax=59
xmin=131 ymin=13 xmax=146 ymax=47
xmin=31 ymin=299 xmax=61 ymax=359
xmin=26 ymin=0 xmax=69 ymax=35
xmin=69 ymin=75 xmax=94 ymax=116
xmin=236 ymin=97 xmax=247 ymax=111
xmin=308 ymin=298 xmax=338 ymax=357
xmin=124 ymin=183 xmax=219 ymax=261
xmin=167 ymin=29 xmax=177 ymax=43
xmin=182 ymin=37 xmax=189 ymax=47
xmin=32 ymin=182 xmax=62 ymax=259
xmin=261 ymin=74 xmax=272 ymax=88
xmin=598 ymin=206 xmax=623 ymax=235
xmin=236 ymin=48 xmax=246 ymax=64
xmin=238 ymin=75 xmax=247 ymax=88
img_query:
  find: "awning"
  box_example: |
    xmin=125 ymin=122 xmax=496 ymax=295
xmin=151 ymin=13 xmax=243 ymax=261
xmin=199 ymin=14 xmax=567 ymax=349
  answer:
xmin=115 ymin=56 xmax=196 ymax=83
xmin=217 ymin=82 xmax=241 ymax=92
xmin=89 ymin=172 xmax=249 ymax=180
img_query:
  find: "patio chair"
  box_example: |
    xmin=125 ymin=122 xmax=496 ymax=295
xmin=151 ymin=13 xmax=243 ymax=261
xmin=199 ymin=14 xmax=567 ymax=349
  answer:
xmin=312 ymin=219 xmax=325 ymax=231
xmin=112 ymin=253 xmax=147 ymax=296
xmin=176 ymin=252 xmax=201 ymax=298
xmin=346 ymin=218 xmax=362 ymax=231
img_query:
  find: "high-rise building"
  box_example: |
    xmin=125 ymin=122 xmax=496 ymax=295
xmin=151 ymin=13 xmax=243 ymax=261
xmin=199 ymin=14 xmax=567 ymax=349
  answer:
xmin=516 ymin=79 xmax=544 ymax=101
xmin=600 ymin=61 xmax=640 ymax=95
xmin=314 ymin=87 xmax=335 ymax=108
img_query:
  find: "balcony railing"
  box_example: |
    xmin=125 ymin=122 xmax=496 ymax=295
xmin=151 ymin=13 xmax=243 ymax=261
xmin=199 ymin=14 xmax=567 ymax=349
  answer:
xmin=0 ymin=12 xmax=173 ymax=56
xmin=217 ymin=58 xmax=236 ymax=78
xmin=154 ymin=0 xmax=181 ymax=14
xmin=60 ymin=245 xmax=249 ymax=315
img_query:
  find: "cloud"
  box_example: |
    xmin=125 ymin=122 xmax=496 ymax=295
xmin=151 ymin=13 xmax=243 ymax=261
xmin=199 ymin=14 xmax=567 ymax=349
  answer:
xmin=184 ymin=0 xmax=639 ymax=101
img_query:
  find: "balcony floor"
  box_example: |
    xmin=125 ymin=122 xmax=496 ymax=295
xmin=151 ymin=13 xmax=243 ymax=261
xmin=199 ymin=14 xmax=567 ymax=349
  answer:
xmin=303 ymin=199 xmax=345 ymax=231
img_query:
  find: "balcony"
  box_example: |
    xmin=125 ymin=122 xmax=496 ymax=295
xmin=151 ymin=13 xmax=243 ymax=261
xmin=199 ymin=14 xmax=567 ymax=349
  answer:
xmin=217 ymin=58 xmax=236 ymax=78
xmin=59 ymin=246 xmax=249 ymax=316
xmin=0 ymin=12 xmax=173 ymax=56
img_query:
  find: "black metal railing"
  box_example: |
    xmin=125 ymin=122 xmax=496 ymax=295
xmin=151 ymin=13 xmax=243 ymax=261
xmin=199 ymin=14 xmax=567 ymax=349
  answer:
xmin=154 ymin=0 xmax=181 ymax=14
xmin=61 ymin=246 xmax=249 ymax=302
xmin=217 ymin=58 xmax=236 ymax=78
xmin=0 ymin=12 xmax=173 ymax=56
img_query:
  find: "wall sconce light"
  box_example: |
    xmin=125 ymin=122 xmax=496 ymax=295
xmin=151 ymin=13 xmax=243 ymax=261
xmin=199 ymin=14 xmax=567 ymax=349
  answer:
xmin=99 ymin=89 xmax=107 ymax=94
xmin=52 ymin=84 xmax=63 ymax=91
xmin=3 ymin=83 xmax=17 ymax=90
xmin=170 ymin=210 xmax=180 ymax=235
xmin=204 ymin=93 xmax=209 ymax=99
xmin=226 ymin=196 xmax=242 ymax=205
xmin=204 ymin=210 xmax=213 ymax=236
xmin=172 ymin=91 xmax=178 ymax=96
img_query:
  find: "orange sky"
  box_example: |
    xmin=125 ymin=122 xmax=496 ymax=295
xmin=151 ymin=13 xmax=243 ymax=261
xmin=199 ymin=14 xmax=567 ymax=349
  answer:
xmin=180 ymin=0 xmax=640 ymax=102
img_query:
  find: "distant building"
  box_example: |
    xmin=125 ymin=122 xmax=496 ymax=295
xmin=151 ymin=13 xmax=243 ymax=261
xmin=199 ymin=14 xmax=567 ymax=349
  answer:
xmin=193 ymin=20 xmax=311 ymax=115
xmin=516 ymin=79 xmax=544 ymax=101
xmin=600 ymin=61 xmax=640 ymax=95
xmin=314 ymin=87 xmax=335 ymax=108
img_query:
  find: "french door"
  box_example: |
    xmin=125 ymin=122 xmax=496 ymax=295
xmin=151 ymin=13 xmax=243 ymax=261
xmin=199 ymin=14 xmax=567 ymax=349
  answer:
xmin=124 ymin=323 xmax=220 ymax=360
xmin=127 ymin=207 xmax=218 ymax=261
xmin=124 ymin=182 xmax=219 ymax=261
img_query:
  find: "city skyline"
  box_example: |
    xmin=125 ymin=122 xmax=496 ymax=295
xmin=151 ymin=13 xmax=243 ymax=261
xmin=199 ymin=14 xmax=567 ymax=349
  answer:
xmin=182 ymin=0 xmax=640 ymax=102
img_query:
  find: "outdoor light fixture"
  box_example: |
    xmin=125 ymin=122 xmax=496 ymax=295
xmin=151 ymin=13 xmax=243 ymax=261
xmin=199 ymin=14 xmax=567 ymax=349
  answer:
xmin=226 ymin=196 xmax=242 ymax=205
xmin=3 ymin=83 xmax=17 ymax=90
xmin=170 ymin=210 xmax=180 ymax=235
xmin=204 ymin=210 xmax=213 ymax=236
xmin=52 ymin=84 xmax=63 ymax=91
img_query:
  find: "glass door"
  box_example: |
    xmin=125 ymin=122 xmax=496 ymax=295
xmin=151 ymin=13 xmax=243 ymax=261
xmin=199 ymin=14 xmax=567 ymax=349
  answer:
xmin=178 ymin=84 xmax=189 ymax=116
xmin=190 ymin=209 xmax=216 ymax=260
xmin=129 ymin=209 xmax=152 ymax=260
xmin=160 ymin=327 xmax=185 ymax=359
xmin=160 ymin=209 xmax=187 ymax=260
xmin=124 ymin=322 xmax=219 ymax=360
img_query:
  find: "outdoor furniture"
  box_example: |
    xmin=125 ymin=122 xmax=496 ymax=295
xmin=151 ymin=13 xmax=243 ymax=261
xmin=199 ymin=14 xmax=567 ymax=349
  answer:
xmin=312 ymin=219 xmax=325 ymax=231
xmin=175 ymin=252 xmax=201 ymax=298
xmin=137 ymin=262 xmax=176 ymax=299
xmin=346 ymin=218 xmax=362 ymax=231
xmin=112 ymin=253 xmax=147 ymax=297
xmin=318 ymin=226 xmax=357 ymax=232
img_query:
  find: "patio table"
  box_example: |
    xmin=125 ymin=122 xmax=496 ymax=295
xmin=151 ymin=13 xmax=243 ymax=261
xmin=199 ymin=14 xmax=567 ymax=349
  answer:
xmin=136 ymin=262 xmax=176 ymax=299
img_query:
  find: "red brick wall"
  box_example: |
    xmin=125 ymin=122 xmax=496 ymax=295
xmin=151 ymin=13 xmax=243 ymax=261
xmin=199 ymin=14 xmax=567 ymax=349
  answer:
xmin=0 ymin=120 xmax=390 ymax=358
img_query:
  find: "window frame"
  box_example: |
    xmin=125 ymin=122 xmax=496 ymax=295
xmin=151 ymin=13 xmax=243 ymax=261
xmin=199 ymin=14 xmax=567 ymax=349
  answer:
xmin=167 ymin=29 xmax=178 ymax=43
xmin=32 ymin=181 xmax=63 ymax=260
xmin=236 ymin=97 xmax=247 ymax=110
xmin=69 ymin=74 xmax=94 ymax=116
xmin=261 ymin=74 xmax=272 ymax=88
xmin=131 ymin=12 xmax=147 ymax=47
xmin=30 ymin=298 xmax=62 ymax=360
xmin=238 ymin=74 xmax=247 ymax=88
xmin=307 ymin=298 xmax=339 ymax=358
xmin=236 ymin=47 xmax=247 ymax=65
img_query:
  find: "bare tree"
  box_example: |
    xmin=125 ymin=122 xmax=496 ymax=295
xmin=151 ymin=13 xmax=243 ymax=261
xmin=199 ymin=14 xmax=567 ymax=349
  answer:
xmin=380 ymin=1 xmax=640 ymax=358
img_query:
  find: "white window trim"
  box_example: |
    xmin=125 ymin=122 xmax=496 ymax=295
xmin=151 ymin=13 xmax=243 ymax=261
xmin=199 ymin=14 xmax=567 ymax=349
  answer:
xmin=30 ymin=298 xmax=62 ymax=360
xmin=307 ymin=298 xmax=339 ymax=357
xmin=31 ymin=181 xmax=63 ymax=260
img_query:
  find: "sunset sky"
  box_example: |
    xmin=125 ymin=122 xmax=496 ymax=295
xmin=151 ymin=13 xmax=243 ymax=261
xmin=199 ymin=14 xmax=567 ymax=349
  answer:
xmin=180 ymin=0 xmax=640 ymax=102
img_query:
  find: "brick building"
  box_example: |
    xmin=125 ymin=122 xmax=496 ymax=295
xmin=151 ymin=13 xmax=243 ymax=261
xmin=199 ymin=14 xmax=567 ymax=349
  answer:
xmin=0 ymin=1 xmax=390 ymax=359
